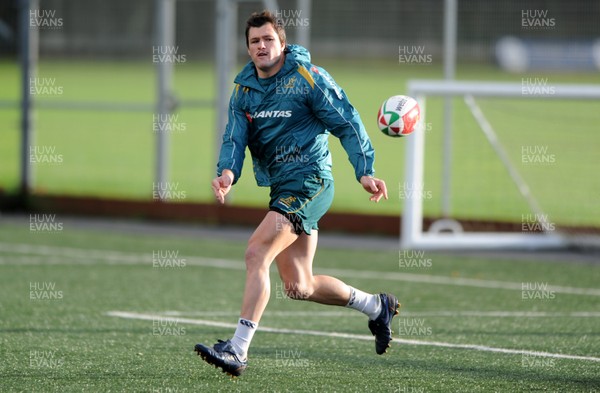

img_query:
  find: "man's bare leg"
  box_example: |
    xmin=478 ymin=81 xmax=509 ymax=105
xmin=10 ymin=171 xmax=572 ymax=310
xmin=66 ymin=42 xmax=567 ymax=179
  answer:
xmin=274 ymin=230 xmax=400 ymax=356
xmin=194 ymin=211 xmax=298 ymax=374
xmin=275 ymin=230 xmax=382 ymax=316
xmin=240 ymin=211 xmax=299 ymax=321
xmin=228 ymin=211 xmax=299 ymax=358
xmin=274 ymin=230 xmax=351 ymax=305
xmin=195 ymin=213 xmax=398 ymax=376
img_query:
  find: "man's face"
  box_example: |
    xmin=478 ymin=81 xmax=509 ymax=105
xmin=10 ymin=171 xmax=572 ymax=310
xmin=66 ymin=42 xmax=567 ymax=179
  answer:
xmin=247 ymin=23 xmax=285 ymax=77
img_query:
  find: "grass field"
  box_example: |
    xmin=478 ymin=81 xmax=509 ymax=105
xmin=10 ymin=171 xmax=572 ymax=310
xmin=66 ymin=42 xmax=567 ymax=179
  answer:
xmin=1 ymin=60 xmax=600 ymax=227
xmin=1 ymin=216 xmax=599 ymax=392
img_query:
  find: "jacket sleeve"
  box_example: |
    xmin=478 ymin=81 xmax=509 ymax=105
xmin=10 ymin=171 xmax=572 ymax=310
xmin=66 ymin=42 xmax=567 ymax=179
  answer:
xmin=308 ymin=67 xmax=375 ymax=181
xmin=216 ymin=85 xmax=249 ymax=185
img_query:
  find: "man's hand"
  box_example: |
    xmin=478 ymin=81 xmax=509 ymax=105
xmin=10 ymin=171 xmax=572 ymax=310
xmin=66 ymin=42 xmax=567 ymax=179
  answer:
xmin=360 ymin=175 xmax=388 ymax=203
xmin=211 ymin=170 xmax=234 ymax=204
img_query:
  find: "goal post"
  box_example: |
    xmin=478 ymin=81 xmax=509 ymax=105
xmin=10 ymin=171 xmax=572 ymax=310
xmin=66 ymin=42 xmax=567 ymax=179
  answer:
xmin=401 ymin=80 xmax=600 ymax=251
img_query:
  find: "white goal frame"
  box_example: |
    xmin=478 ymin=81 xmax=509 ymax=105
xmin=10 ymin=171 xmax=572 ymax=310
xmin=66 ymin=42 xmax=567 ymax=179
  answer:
xmin=401 ymin=80 xmax=600 ymax=250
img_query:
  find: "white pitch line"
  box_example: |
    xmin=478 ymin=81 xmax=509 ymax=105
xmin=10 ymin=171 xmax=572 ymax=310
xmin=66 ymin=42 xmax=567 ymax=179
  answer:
xmin=0 ymin=243 xmax=244 ymax=269
xmin=316 ymin=266 xmax=600 ymax=296
xmin=106 ymin=311 xmax=600 ymax=363
xmin=401 ymin=310 xmax=600 ymax=318
xmin=156 ymin=310 xmax=600 ymax=318
xmin=2 ymin=242 xmax=600 ymax=296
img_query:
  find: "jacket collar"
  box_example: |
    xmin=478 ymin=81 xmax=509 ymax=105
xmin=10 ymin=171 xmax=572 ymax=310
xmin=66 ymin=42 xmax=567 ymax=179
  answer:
xmin=234 ymin=45 xmax=311 ymax=91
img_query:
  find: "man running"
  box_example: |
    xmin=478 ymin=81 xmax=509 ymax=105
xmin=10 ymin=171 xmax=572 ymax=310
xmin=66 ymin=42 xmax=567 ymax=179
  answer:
xmin=195 ymin=10 xmax=400 ymax=377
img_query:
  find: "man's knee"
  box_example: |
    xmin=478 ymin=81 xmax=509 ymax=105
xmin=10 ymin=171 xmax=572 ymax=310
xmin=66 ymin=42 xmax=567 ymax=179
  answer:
xmin=244 ymin=239 xmax=271 ymax=272
xmin=244 ymin=243 xmax=263 ymax=270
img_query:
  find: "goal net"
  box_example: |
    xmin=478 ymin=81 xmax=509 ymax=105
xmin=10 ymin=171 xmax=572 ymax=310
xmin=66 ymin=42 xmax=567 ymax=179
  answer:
xmin=401 ymin=80 xmax=600 ymax=250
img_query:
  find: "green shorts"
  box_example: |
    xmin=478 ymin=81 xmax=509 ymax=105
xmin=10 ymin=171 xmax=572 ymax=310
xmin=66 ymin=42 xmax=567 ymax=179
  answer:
xmin=269 ymin=174 xmax=334 ymax=235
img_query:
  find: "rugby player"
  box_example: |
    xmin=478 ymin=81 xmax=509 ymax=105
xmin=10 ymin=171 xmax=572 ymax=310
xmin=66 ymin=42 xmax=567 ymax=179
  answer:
xmin=195 ymin=10 xmax=400 ymax=376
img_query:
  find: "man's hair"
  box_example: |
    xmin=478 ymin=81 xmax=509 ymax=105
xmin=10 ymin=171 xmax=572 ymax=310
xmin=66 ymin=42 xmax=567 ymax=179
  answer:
xmin=245 ymin=10 xmax=286 ymax=48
